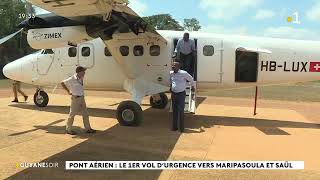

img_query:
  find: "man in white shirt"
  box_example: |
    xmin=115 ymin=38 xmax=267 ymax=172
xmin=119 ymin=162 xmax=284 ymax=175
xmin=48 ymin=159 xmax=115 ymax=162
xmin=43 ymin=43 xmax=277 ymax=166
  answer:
xmin=61 ymin=66 xmax=96 ymax=135
xmin=175 ymin=32 xmax=196 ymax=76
xmin=170 ymin=62 xmax=195 ymax=133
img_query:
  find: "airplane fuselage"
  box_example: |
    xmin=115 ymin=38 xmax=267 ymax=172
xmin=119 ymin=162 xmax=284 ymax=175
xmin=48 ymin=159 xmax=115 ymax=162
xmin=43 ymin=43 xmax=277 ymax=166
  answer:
xmin=4 ymin=30 xmax=320 ymax=94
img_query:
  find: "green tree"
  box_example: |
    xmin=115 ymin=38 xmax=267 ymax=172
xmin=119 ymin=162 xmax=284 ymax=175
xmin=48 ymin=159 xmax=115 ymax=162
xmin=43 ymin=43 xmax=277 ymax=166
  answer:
xmin=183 ymin=18 xmax=201 ymax=31
xmin=0 ymin=0 xmax=26 ymax=36
xmin=143 ymin=14 xmax=184 ymax=31
xmin=0 ymin=0 xmax=30 ymax=79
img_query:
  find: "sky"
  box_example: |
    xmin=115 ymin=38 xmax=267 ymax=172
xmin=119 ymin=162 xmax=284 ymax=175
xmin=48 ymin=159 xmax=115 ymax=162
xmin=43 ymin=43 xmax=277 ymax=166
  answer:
xmin=36 ymin=0 xmax=320 ymax=41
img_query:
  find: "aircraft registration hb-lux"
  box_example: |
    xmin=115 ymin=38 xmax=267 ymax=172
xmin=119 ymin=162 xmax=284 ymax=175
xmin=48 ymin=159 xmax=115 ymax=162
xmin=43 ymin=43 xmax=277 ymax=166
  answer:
xmin=2 ymin=0 xmax=320 ymax=126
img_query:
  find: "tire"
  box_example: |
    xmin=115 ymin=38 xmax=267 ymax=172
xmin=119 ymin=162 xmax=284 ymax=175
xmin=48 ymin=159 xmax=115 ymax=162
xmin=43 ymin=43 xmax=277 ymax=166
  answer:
xmin=150 ymin=93 xmax=168 ymax=109
xmin=33 ymin=91 xmax=49 ymax=107
xmin=116 ymin=101 xmax=143 ymax=126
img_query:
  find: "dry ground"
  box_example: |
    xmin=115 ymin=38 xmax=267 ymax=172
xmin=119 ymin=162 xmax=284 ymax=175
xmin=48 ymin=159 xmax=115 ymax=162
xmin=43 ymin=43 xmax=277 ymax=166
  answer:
xmin=0 ymin=80 xmax=319 ymax=179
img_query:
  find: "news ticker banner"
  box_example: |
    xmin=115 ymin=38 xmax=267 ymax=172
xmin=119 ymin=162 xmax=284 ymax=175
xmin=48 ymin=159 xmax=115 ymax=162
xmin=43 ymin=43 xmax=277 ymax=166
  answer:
xmin=66 ymin=161 xmax=304 ymax=170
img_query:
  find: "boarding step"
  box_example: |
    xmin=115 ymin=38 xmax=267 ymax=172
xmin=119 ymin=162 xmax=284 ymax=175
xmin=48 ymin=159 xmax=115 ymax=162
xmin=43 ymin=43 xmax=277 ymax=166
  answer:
xmin=170 ymin=82 xmax=197 ymax=114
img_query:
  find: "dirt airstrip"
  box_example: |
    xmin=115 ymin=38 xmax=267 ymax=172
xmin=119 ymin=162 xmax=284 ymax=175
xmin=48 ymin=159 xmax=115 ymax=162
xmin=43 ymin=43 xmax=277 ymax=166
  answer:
xmin=0 ymin=87 xmax=319 ymax=179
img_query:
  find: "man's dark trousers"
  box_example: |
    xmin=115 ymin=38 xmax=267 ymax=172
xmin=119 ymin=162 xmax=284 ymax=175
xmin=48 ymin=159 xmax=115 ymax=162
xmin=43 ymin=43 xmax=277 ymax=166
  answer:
xmin=179 ymin=53 xmax=194 ymax=76
xmin=171 ymin=91 xmax=186 ymax=132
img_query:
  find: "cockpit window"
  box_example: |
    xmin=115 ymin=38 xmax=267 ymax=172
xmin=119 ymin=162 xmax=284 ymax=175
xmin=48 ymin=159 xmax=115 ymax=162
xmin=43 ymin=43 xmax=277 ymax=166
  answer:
xmin=35 ymin=50 xmax=42 ymax=54
xmin=68 ymin=47 xmax=77 ymax=57
xmin=105 ymin=47 xmax=112 ymax=56
xmin=43 ymin=49 xmax=54 ymax=54
xmin=82 ymin=47 xmax=91 ymax=57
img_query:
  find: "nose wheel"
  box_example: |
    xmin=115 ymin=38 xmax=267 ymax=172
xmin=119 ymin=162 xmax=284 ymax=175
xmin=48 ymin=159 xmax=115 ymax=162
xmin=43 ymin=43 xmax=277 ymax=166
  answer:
xmin=116 ymin=101 xmax=143 ymax=126
xmin=33 ymin=90 xmax=49 ymax=107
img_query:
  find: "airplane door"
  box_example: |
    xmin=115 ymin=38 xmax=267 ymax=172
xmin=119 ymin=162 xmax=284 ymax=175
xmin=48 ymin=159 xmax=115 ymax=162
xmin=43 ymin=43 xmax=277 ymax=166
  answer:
xmin=37 ymin=49 xmax=54 ymax=75
xmin=78 ymin=43 xmax=94 ymax=68
xmin=197 ymin=38 xmax=223 ymax=82
xmin=60 ymin=47 xmax=79 ymax=79
xmin=62 ymin=47 xmax=78 ymax=66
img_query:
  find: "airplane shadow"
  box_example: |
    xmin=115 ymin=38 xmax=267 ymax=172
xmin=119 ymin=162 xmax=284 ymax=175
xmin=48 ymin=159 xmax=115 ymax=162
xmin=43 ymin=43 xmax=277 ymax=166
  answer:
xmin=9 ymin=104 xmax=117 ymax=119
xmin=9 ymin=119 xmax=66 ymax=136
xmin=196 ymin=96 xmax=206 ymax=108
xmin=8 ymin=96 xmax=207 ymax=120
xmin=7 ymin=102 xmax=320 ymax=179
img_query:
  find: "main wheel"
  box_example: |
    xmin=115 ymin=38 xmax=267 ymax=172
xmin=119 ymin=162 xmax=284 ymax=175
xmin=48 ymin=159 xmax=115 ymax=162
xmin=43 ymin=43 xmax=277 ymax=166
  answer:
xmin=150 ymin=93 xmax=168 ymax=109
xmin=33 ymin=91 xmax=49 ymax=107
xmin=116 ymin=101 xmax=143 ymax=126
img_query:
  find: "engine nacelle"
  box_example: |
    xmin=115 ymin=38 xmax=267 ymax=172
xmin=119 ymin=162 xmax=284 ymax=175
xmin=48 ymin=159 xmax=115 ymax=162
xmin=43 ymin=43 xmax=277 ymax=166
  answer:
xmin=27 ymin=26 xmax=93 ymax=49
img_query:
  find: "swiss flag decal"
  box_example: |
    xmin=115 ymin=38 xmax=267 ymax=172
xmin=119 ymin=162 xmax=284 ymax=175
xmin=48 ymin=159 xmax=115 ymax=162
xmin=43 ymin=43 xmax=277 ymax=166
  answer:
xmin=309 ymin=62 xmax=320 ymax=72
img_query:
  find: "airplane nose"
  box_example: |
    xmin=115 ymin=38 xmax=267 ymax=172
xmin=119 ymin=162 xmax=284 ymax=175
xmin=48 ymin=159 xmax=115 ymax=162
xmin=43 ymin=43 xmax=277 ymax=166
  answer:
xmin=3 ymin=61 xmax=21 ymax=80
xmin=2 ymin=64 xmax=9 ymax=78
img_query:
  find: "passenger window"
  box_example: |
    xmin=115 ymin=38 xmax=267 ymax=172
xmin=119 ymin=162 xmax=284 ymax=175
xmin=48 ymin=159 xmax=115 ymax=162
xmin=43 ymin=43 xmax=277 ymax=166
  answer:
xmin=43 ymin=49 xmax=54 ymax=54
xmin=150 ymin=45 xmax=160 ymax=56
xmin=133 ymin=45 xmax=144 ymax=56
xmin=105 ymin=47 xmax=112 ymax=56
xmin=68 ymin=47 xmax=77 ymax=57
xmin=120 ymin=46 xmax=129 ymax=56
xmin=203 ymin=45 xmax=214 ymax=56
xmin=82 ymin=47 xmax=90 ymax=57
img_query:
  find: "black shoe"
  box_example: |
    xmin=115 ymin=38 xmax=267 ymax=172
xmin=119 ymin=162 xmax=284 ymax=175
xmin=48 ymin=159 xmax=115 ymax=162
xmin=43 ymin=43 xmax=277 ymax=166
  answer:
xmin=12 ymin=99 xmax=18 ymax=103
xmin=171 ymin=128 xmax=178 ymax=131
xmin=66 ymin=130 xmax=77 ymax=135
xmin=86 ymin=129 xmax=96 ymax=134
xmin=24 ymin=96 xmax=28 ymax=101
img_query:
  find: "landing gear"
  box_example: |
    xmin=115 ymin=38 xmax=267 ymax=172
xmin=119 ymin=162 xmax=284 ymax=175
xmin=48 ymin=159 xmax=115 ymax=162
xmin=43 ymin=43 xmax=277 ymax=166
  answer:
xmin=150 ymin=93 xmax=168 ymax=109
xmin=33 ymin=90 xmax=49 ymax=107
xmin=116 ymin=101 xmax=143 ymax=126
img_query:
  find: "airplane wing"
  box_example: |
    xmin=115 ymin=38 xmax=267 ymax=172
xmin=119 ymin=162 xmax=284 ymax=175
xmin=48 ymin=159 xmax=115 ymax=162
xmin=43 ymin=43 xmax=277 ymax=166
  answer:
xmin=28 ymin=0 xmax=135 ymax=17
xmin=27 ymin=0 xmax=166 ymax=43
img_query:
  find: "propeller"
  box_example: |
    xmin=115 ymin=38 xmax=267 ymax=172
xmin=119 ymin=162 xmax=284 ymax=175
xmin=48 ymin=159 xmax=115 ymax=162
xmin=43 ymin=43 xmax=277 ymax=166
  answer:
xmin=0 ymin=29 xmax=23 ymax=45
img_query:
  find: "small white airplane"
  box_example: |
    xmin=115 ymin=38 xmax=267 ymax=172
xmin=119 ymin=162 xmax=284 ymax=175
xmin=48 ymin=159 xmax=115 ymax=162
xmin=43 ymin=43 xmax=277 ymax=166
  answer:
xmin=2 ymin=0 xmax=320 ymax=126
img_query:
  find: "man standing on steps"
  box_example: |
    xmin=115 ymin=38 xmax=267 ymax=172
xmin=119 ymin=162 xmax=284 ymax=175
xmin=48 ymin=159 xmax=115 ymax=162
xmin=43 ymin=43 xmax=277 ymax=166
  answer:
xmin=175 ymin=32 xmax=196 ymax=76
xmin=61 ymin=66 xmax=96 ymax=135
xmin=170 ymin=62 xmax=195 ymax=133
